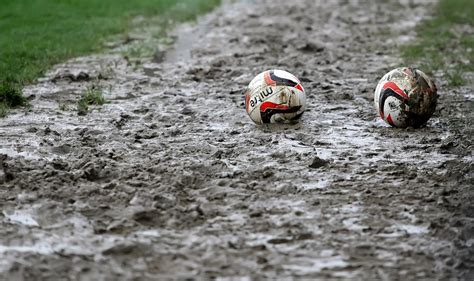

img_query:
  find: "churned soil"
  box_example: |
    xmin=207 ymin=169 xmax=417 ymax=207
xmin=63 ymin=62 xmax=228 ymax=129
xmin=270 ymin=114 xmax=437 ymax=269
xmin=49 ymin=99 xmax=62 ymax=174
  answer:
xmin=1 ymin=0 xmax=472 ymax=279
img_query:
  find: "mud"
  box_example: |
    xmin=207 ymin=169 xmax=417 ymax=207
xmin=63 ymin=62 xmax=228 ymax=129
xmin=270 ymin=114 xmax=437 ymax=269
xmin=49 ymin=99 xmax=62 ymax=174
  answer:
xmin=1 ymin=0 xmax=473 ymax=279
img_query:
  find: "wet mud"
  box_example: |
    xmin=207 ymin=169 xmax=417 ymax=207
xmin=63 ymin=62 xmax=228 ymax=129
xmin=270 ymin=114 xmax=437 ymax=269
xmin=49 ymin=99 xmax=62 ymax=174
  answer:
xmin=1 ymin=0 xmax=473 ymax=279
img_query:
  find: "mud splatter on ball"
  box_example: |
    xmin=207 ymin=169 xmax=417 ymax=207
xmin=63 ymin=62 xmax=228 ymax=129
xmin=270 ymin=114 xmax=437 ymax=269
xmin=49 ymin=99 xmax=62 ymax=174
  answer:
xmin=374 ymin=67 xmax=438 ymax=128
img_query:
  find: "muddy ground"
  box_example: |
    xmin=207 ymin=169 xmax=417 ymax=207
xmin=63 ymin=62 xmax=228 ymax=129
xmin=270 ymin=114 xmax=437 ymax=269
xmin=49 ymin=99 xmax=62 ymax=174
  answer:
xmin=1 ymin=0 xmax=473 ymax=279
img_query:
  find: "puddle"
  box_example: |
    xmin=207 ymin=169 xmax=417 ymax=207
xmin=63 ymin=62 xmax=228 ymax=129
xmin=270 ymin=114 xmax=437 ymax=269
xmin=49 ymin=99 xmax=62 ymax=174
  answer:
xmin=3 ymin=210 xmax=39 ymax=227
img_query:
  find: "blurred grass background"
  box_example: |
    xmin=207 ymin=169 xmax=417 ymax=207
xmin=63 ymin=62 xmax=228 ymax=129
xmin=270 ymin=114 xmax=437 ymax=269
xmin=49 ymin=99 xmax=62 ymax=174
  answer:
xmin=402 ymin=0 xmax=473 ymax=86
xmin=0 ymin=0 xmax=220 ymax=116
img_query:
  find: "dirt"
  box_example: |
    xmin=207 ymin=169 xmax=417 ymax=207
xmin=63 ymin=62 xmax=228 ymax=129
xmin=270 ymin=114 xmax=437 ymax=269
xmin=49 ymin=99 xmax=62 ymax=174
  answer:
xmin=1 ymin=0 xmax=473 ymax=279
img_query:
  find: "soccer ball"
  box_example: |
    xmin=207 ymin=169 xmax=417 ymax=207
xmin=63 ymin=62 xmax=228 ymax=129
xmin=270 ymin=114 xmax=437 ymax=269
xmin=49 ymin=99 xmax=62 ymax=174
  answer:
xmin=374 ymin=67 xmax=438 ymax=128
xmin=244 ymin=70 xmax=306 ymax=124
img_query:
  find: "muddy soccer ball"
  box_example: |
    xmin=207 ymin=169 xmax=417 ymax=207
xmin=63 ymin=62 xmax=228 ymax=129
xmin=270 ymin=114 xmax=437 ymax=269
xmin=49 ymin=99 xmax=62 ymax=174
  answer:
xmin=244 ymin=70 xmax=306 ymax=124
xmin=374 ymin=67 xmax=438 ymax=128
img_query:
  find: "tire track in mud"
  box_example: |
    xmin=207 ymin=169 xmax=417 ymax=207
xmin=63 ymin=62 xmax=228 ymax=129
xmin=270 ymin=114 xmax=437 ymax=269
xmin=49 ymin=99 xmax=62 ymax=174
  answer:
xmin=1 ymin=0 xmax=473 ymax=279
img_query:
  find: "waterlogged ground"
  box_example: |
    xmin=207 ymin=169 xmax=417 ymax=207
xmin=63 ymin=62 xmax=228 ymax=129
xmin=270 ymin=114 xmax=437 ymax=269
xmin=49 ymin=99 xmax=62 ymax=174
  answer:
xmin=1 ymin=0 xmax=473 ymax=279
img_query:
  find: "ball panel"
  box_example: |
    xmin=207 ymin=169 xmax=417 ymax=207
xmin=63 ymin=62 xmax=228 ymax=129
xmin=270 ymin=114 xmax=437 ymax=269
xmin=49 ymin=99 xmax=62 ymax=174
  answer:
xmin=374 ymin=67 xmax=437 ymax=128
xmin=259 ymin=86 xmax=305 ymax=124
xmin=272 ymin=69 xmax=301 ymax=84
xmin=245 ymin=70 xmax=306 ymax=124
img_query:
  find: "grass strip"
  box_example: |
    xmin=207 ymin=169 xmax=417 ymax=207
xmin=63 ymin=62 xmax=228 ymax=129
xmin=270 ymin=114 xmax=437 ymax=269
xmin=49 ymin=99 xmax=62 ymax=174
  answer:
xmin=401 ymin=0 xmax=473 ymax=86
xmin=0 ymin=0 xmax=220 ymax=116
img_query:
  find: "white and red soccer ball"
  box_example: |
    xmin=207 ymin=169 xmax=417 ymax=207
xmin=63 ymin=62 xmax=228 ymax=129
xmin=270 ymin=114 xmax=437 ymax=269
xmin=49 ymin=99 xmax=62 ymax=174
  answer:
xmin=244 ymin=70 xmax=306 ymax=124
xmin=374 ymin=67 xmax=438 ymax=128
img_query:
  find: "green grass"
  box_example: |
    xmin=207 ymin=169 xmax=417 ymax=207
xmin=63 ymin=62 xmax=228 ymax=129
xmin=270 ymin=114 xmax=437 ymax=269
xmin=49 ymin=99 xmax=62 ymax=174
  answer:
xmin=446 ymin=69 xmax=466 ymax=86
xmin=0 ymin=103 xmax=8 ymax=118
xmin=0 ymin=0 xmax=220 ymax=116
xmin=0 ymin=80 xmax=27 ymax=117
xmin=77 ymin=87 xmax=106 ymax=115
xmin=402 ymin=0 xmax=474 ymax=86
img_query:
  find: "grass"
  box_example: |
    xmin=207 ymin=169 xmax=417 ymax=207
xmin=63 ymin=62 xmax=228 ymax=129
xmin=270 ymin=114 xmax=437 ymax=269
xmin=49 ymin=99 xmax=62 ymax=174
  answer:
xmin=0 ymin=103 xmax=8 ymax=118
xmin=0 ymin=0 xmax=220 ymax=116
xmin=446 ymin=69 xmax=466 ymax=86
xmin=402 ymin=0 xmax=474 ymax=86
xmin=77 ymin=87 xmax=106 ymax=115
xmin=0 ymin=80 xmax=27 ymax=117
